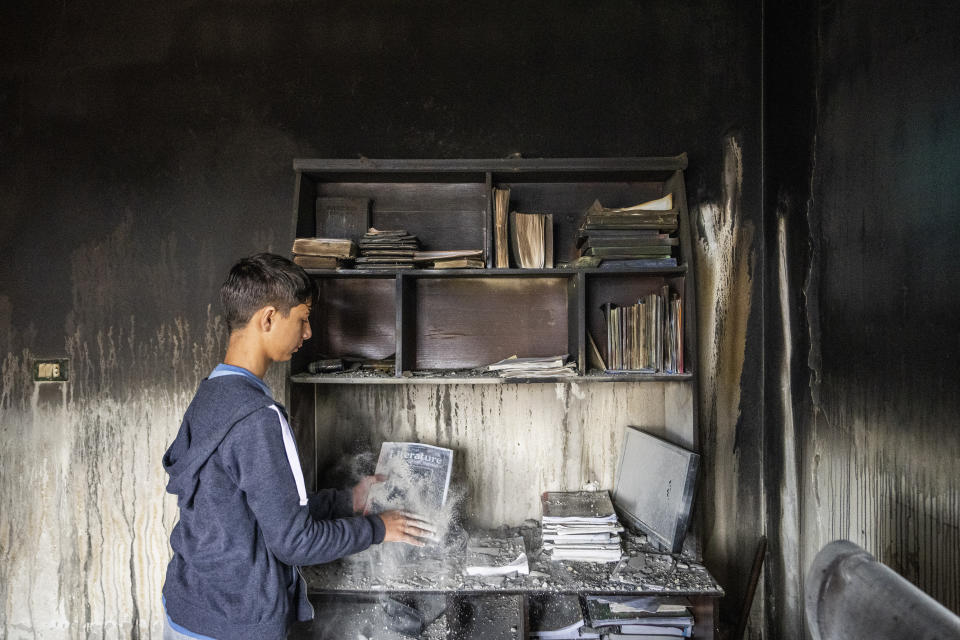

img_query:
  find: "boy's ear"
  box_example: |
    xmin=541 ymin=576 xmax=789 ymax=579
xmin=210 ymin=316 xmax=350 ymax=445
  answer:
xmin=256 ymin=306 xmax=278 ymax=332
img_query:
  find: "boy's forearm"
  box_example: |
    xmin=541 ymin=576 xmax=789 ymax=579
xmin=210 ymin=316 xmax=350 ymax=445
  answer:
xmin=308 ymin=488 xmax=354 ymax=520
xmin=268 ymin=511 xmax=384 ymax=566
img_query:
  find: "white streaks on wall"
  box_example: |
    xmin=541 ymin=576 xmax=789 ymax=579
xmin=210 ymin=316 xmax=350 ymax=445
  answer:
xmin=1 ymin=218 xmax=232 ymax=638
xmin=313 ymin=382 xmax=694 ymax=528
xmin=0 ymin=340 xmax=201 ymax=638
xmin=776 ymin=214 xmax=802 ymax=634
xmin=692 ymin=134 xmax=758 ymax=626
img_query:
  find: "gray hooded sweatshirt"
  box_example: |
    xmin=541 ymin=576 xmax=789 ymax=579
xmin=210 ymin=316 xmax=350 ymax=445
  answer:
xmin=162 ymin=372 xmax=384 ymax=639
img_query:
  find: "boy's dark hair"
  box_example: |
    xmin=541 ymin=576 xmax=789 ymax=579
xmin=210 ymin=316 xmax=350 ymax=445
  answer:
xmin=220 ymin=253 xmax=316 ymax=332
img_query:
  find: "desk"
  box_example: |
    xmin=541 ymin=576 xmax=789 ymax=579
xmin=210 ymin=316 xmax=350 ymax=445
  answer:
xmin=300 ymin=524 xmax=723 ymax=639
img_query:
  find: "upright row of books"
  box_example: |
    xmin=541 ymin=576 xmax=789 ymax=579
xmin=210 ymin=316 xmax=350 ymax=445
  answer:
xmin=604 ymin=285 xmax=683 ymax=374
xmin=494 ymin=186 xmax=554 ymax=268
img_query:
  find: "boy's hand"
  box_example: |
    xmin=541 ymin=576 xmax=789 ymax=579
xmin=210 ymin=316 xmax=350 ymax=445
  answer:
xmin=379 ymin=511 xmax=439 ymax=546
xmin=352 ymin=474 xmax=386 ymax=514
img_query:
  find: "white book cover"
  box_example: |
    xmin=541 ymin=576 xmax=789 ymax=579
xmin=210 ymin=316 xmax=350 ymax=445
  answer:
xmin=365 ymin=442 xmax=453 ymax=514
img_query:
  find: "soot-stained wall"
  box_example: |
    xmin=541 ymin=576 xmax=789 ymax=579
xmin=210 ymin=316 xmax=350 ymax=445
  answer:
xmin=765 ymin=0 xmax=960 ymax=637
xmin=0 ymin=1 xmax=765 ymax=637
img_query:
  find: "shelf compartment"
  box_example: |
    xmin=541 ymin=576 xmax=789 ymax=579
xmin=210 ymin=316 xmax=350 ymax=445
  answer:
xmin=585 ymin=273 xmax=689 ymax=375
xmin=315 ymin=181 xmax=488 ymax=255
xmin=292 ymin=277 xmax=397 ymax=375
xmin=499 ymin=181 xmax=676 ymax=266
xmin=399 ymin=276 xmax=573 ymax=371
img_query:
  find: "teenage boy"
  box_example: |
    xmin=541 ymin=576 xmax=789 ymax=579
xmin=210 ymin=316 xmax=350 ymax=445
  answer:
xmin=162 ymin=253 xmax=433 ymax=640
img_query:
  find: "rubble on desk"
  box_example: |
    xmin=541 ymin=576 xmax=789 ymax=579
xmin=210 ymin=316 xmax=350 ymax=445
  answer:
xmin=301 ymin=519 xmax=722 ymax=595
xmin=336 ymin=545 xmax=462 ymax=591
xmin=608 ymin=534 xmax=720 ymax=593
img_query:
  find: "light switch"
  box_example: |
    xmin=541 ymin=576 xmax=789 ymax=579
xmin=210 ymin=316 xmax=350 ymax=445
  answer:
xmin=34 ymin=359 xmax=68 ymax=382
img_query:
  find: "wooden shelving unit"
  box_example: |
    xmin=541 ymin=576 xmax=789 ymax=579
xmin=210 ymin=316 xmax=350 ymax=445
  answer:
xmin=288 ymin=155 xmax=698 ymax=383
xmin=285 ymin=156 xmax=718 ymax=639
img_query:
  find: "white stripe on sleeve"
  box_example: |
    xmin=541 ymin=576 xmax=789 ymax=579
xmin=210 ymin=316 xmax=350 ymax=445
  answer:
xmin=269 ymin=405 xmax=308 ymax=506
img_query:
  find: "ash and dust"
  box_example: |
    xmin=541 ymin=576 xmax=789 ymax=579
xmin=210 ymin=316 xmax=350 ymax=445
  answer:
xmin=297 ymin=451 xmax=469 ymax=639
xmin=298 ymin=454 xmax=721 ymax=638
xmin=358 ymin=449 xmax=471 ymax=592
xmin=300 ymin=523 xmax=721 ymax=638
xmin=364 ymin=450 xmax=462 ymax=550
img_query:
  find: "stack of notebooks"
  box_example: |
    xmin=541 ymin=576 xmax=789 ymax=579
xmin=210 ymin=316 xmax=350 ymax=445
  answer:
xmin=412 ymin=249 xmax=485 ymax=269
xmin=486 ymin=355 xmax=577 ymax=378
xmin=604 ymin=285 xmax=683 ymax=374
xmin=541 ymin=491 xmax=624 ymax=563
xmin=577 ymin=194 xmax=679 ymax=269
xmin=584 ymin=595 xmax=694 ymax=638
xmin=291 ymin=237 xmax=357 ymax=269
xmin=356 ymin=228 xmax=420 ymax=269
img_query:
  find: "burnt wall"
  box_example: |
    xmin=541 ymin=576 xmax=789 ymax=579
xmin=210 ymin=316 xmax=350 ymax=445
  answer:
xmin=764 ymin=0 xmax=960 ymax=636
xmin=0 ymin=1 xmax=764 ymax=637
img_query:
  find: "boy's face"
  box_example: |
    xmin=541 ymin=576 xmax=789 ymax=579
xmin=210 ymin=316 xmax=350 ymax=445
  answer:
xmin=264 ymin=301 xmax=312 ymax=362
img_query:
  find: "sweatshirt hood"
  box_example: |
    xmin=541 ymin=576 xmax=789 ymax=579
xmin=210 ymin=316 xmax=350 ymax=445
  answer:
xmin=163 ymin=375 xmax=275 ymax=508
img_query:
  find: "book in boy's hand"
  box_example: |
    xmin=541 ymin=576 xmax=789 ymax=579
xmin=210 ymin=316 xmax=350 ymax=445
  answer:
xmin=364 ymin=442 xmax=454 ymax=517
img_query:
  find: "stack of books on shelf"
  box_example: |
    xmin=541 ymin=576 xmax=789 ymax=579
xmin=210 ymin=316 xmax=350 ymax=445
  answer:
xmin=540 ymin=491 xmax=624 ymax=563
xmin=291 ymin=237 xmax=357 ymax=269
xmin=355 ymin=228 xmax=420 ymax=269
xmin=604 ymin=285 xmax=683 ymax=374
xmin=486 ymin=354 xmax=576 ymax=378
xmin=577 ymin=194 xmax=679 ymax=269
xmin=510 ymin=210 xmax=554 ymax=268
xmin=412 ymin=249 xmax=485 ymax=269
xmin=584 ymin=595 xmax=694 ymax=638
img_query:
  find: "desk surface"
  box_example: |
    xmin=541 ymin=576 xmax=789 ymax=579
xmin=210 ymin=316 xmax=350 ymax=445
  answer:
xmin=302 ymin=524 xmax=723 ymax=597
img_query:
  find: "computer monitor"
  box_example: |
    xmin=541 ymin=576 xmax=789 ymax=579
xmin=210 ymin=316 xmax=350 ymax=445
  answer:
xmin=612 ymin=426 xmax=699 ymax=554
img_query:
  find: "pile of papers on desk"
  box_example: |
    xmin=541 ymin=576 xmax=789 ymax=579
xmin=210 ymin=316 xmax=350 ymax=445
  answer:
xmin=585 ymin=595 xmax=694 ymax=638
xmin=463 ymin=535 xmax=530 ymax=578
xmin=541 ymin=491 xmax=624 ymax=563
